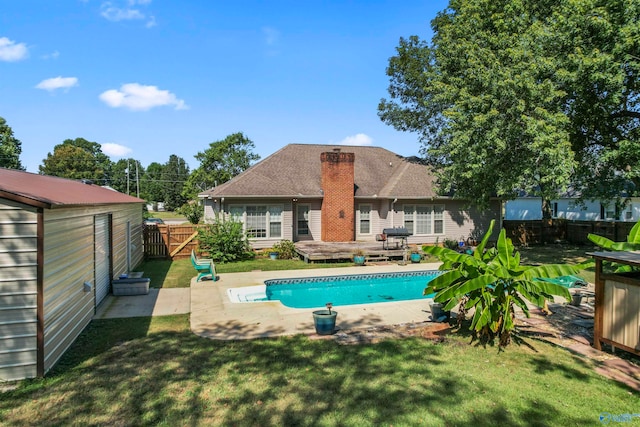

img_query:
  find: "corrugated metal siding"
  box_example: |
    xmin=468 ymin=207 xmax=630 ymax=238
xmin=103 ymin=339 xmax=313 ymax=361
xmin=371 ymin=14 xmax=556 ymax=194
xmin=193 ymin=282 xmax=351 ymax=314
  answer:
xmin=0 ymin=199 xmax=38 ymax=381
xmin=111 ymin=205 xmax=144 ymax=275
xmin=94 ymin=214 xmax=110 ymax=304
xmin=603 ymin=278 xmax=640 ymax=350
xmin=41 ymin=203 xmax=143 ymax=375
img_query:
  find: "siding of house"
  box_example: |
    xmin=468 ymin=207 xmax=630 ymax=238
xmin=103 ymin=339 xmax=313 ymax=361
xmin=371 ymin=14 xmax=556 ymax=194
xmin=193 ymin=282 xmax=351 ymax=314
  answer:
xmin=41 ymin=203 xmax=143 ymax=375
xmin=293 ymin=199 xmax=322 ymax=243
xmin=394 ymin=199 xmax=500 ymax=245
xmin=0 ymin=199 xmax=38 ymax=381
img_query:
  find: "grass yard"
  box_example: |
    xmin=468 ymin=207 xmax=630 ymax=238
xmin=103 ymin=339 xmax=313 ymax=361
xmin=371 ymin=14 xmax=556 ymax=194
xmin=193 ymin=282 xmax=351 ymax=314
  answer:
xmin=2 ymin=244 xmax=632 ymax=426
xmin=1 ymin=315 xmax=637 ymax=426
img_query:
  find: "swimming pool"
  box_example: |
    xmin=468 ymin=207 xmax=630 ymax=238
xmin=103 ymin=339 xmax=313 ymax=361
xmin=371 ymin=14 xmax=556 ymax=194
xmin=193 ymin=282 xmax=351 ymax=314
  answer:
xmin=227 ymin=270 xmax=441 ymax=308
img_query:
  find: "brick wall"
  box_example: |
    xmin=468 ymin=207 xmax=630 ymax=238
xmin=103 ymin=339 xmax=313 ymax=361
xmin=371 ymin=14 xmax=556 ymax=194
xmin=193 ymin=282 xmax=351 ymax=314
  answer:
xmin=321 ymin=150 xmax=355 ymax=242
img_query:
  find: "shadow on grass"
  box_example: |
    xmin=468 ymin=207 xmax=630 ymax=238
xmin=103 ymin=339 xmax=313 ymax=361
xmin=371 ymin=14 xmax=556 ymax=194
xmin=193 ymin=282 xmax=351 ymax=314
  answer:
xmin=3 ymin=316 xmax=632 ymax=425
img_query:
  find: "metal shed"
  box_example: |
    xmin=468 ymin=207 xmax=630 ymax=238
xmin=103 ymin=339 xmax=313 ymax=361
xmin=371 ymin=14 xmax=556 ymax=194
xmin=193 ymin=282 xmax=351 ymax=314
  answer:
xmin=0 ymin=168 xmax=144 ymax=381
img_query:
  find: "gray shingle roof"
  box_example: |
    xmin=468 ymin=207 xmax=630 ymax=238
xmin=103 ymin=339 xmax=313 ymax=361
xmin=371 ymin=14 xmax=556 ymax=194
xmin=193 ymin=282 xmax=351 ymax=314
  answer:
xmin=199 ymin=144 xmax=438 ymax=199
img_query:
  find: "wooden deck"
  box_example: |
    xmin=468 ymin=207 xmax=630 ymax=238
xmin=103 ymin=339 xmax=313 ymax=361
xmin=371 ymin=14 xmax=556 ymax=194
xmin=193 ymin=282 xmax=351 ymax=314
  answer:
xmin=294 ymin=241 xmax=409 ymax=263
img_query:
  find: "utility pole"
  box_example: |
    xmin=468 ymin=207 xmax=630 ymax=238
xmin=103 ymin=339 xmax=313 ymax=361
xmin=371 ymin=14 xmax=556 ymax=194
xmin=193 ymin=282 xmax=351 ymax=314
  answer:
xmin=126 ymin=159 xmax=130 ymax=195
xmin=135 ymin=161 xmax=140 ymax=198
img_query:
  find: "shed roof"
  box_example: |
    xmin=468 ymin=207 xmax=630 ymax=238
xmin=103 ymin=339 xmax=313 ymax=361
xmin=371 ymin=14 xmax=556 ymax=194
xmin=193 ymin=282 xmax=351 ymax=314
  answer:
xmin=199 ymin=144 xmax=440 ymax=199
xmin=0 ymin=168 xmax=144 ymax=208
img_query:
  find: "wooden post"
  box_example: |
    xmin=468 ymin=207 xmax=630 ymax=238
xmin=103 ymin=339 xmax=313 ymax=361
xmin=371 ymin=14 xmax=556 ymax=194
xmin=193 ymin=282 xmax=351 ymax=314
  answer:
xmin=593 ymin=258 xmax=604 ymax=350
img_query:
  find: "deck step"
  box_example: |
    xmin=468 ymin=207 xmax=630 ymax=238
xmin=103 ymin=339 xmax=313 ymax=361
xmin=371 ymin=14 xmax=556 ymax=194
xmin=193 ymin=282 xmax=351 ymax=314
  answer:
xmin=366 ymin=255 xmax=389 ymax=263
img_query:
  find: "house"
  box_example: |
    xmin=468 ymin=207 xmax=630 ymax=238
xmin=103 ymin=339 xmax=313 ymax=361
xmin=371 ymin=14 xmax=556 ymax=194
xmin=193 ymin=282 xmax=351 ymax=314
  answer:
xmin=198 ymin=144 xmax=501 ymax=249
xmin=505 ymin=194 xmax=640 ymax=221
xmin=0 ymin=168 xmax=145 ymax=381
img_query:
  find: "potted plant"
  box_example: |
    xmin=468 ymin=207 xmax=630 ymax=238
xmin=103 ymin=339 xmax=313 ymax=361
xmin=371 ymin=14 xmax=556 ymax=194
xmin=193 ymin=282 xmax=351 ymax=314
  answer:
xmin=269 ymin=251 xmax=278 ymax=260
xmin=312 ymin=303 xmax=338 ymax=335
xmin=410 ymin=247 xmax=422 ymax=263
xmin=353 ymin=248 xmax=366 ymax=265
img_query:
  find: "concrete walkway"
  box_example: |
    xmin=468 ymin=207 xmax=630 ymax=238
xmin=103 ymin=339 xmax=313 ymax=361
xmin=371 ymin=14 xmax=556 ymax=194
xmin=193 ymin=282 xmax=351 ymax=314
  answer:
xmin=94 ymin=288 xmax=190 ymax=319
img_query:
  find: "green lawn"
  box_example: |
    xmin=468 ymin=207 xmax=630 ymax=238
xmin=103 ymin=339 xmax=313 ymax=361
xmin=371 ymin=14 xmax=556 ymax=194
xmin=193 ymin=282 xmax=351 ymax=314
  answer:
xmin=2 ymin=244 xmax=634 ymax=426
xmin=1 ymin=315 xmax=637 ymax=426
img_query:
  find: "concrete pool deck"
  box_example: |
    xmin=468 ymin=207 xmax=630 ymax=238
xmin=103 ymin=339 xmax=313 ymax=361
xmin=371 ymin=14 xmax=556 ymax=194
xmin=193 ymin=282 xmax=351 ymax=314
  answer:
xmin=190 ymin=262 xmax=443 ymax=340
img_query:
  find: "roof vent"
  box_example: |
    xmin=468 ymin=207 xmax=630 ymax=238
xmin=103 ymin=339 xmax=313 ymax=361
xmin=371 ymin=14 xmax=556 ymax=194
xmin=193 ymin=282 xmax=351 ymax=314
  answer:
xmin=332 ymin=147 xmax=341 ymax=152
xmin=81 ymin=179 xmax=94 ymax=185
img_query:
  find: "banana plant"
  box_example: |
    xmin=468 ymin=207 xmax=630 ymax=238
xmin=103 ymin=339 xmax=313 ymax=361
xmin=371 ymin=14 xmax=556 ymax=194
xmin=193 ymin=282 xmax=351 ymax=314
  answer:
xmin=423 ymin=219 xmax=581 ymax=347
xmin=588 ymin=221 xmax=640 ymax=273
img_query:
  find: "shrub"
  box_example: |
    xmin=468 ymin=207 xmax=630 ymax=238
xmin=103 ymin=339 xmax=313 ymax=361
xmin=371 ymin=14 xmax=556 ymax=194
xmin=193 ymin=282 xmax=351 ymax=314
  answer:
xmin=272 ymin=240 xmax=297 ymax=259
xmin=197 ymin=217 xmax=254 ymax=263
xmin=442 ymin=238 xmax=459 ymax=250
xmin=177 ymin=200 xmax=203 ymax=224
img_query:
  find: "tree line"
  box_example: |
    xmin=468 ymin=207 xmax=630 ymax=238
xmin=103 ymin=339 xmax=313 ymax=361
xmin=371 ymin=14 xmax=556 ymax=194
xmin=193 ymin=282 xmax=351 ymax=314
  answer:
xmin=0 ymin=117 xmax=259 ymax=214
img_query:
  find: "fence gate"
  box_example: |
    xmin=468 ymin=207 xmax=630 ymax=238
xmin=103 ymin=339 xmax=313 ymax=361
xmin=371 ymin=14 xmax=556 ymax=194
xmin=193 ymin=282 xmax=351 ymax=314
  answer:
xmin=94 ymin=214 xmax=111 ymax=306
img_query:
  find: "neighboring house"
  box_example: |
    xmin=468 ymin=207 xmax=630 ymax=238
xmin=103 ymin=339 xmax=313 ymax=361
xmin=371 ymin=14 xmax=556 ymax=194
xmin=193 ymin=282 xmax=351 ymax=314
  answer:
xmin=0 ymin=168 xmax=145 ymax=381
xmin=199 ymin=144 xmax=502 ymax=249
xmin=505 ymin=195 xmax=640 ymax=221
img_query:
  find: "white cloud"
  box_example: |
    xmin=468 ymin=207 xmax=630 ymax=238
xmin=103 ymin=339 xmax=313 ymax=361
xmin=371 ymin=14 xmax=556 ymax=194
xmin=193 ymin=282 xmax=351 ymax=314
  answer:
xmin=42 ymin=50 xmax=60 ymax=60
xmin=35 ymin=76 xmax=78 ymax=91
xmin=0 ymin=37 xmax=28 ymax=62
xmin=102 ymin=143 xmax=133 ymax=157
xmin=337 ymin=133 xmax=373 ymax=146
xmin=100 ymin=1 xmax=156 ymax=27
xmin=262 ymin=27 xmax=279 ymax=46
xmin=99 ymin=83 xmax=189 ymax=111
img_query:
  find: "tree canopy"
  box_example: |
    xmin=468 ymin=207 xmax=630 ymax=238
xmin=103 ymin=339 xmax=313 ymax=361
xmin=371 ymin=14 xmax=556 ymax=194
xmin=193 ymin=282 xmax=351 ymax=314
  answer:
xmin=162 ymin=154 xmax=190 ymax=211
xmin=182 ymin=132 xmax=260 ymax=199
xmin=39 ymin=138 xmax=112 ymax=184
xmin=0 ymin=116 xmax=25 ymax=170
xmin=379 ymin=0 xmax=640 ymax=216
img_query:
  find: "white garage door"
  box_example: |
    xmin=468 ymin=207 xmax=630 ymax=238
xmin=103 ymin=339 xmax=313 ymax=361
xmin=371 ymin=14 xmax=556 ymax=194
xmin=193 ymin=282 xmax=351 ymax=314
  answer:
xmin=94 ymin=214 xmax=111 ymax=306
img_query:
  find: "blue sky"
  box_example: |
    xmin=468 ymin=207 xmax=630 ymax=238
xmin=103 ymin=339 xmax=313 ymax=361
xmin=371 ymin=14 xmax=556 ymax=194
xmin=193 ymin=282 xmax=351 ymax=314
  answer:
xmin=1 ymin=0 xmax=447 ymax=173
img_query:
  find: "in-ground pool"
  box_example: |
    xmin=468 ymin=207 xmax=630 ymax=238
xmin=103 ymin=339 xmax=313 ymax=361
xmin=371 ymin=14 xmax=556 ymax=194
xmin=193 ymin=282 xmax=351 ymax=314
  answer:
xmin=227 ymin=270 xmax=441 ymax=308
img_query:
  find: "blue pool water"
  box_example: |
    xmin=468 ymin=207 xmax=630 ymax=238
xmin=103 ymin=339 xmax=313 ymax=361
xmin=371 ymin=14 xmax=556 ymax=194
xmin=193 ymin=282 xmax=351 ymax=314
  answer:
xmin=263 ymin=270 xmax=441 ymax=308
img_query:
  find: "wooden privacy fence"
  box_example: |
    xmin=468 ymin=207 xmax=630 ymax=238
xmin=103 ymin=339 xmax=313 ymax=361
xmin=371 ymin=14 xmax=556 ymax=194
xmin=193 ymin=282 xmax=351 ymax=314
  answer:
xmin=503 ymin=220 xmax=636 ymax=246
xmin=144 ymin=224 xmax=202 ymax=260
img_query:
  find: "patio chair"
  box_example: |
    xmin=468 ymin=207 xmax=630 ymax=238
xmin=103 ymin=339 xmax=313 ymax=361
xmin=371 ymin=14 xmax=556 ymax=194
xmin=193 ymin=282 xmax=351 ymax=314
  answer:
xmin=191 ymin=249 xmax=217 ymax=282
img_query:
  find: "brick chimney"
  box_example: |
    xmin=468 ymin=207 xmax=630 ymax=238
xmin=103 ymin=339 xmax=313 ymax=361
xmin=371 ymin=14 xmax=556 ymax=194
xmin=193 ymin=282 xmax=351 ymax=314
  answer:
xmin=321 ymin=149 xmax=355 ymax=242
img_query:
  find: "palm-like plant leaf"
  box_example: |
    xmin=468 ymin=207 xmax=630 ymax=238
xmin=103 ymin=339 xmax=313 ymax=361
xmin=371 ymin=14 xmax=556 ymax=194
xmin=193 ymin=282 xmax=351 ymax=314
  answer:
xmin=424 ymin=220 xmax=582 ymax=347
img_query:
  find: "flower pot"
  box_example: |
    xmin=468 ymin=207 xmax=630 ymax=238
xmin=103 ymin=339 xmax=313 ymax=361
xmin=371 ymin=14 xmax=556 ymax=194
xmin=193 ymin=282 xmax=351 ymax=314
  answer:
xmin=269 ymin=252 xmax=278 ymax=260
xmin=410 ymin=253 xmax=421 ymax=263
xmin=429 ymin=302 xmax=450 ymax=322
xmin=570 ymin=293 xmax=583 ymax=306
xmin=312 ymin=309 xmax=338 ymax=335
xmin=353 ymin=255 xmax=366 ymax=265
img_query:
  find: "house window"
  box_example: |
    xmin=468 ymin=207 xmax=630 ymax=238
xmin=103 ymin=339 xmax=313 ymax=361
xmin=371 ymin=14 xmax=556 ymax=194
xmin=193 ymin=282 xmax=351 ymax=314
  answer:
xmin=404 ymin=204 xmax=445 ymax=235
xmin=297 ymin=204 xmax=310 ymax=236
xmin=359 ymin=204 xmax=371 ymax=234
xmin=246 ymin=206 xmax=267 ymax=238
xmin=626 ymin=210 xmax=633 ymax=220
xmin=269 ymin=206 xmax=282 ymax=238
xmin=229 ymin=204 xmax=284 ymax=239
xmin=553 ymin=202 xmax=558 ymax=218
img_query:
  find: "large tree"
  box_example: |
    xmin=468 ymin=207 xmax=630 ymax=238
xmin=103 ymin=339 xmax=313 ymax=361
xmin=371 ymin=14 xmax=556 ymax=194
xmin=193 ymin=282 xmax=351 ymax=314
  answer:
xmin=0 ymin=116 xmax=25 ymax=170
xmin=379 ymin=0 xmax=640 ymax=217
xmin=182 ymin=132 xmax=261 ymax=199
xmin=141 ymin=162 xmax=165 ymax=203
xmin=161 ymin=154 xmax=189 ymax=211
xmin=40 ymin=138 xmax=113 ymax=184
